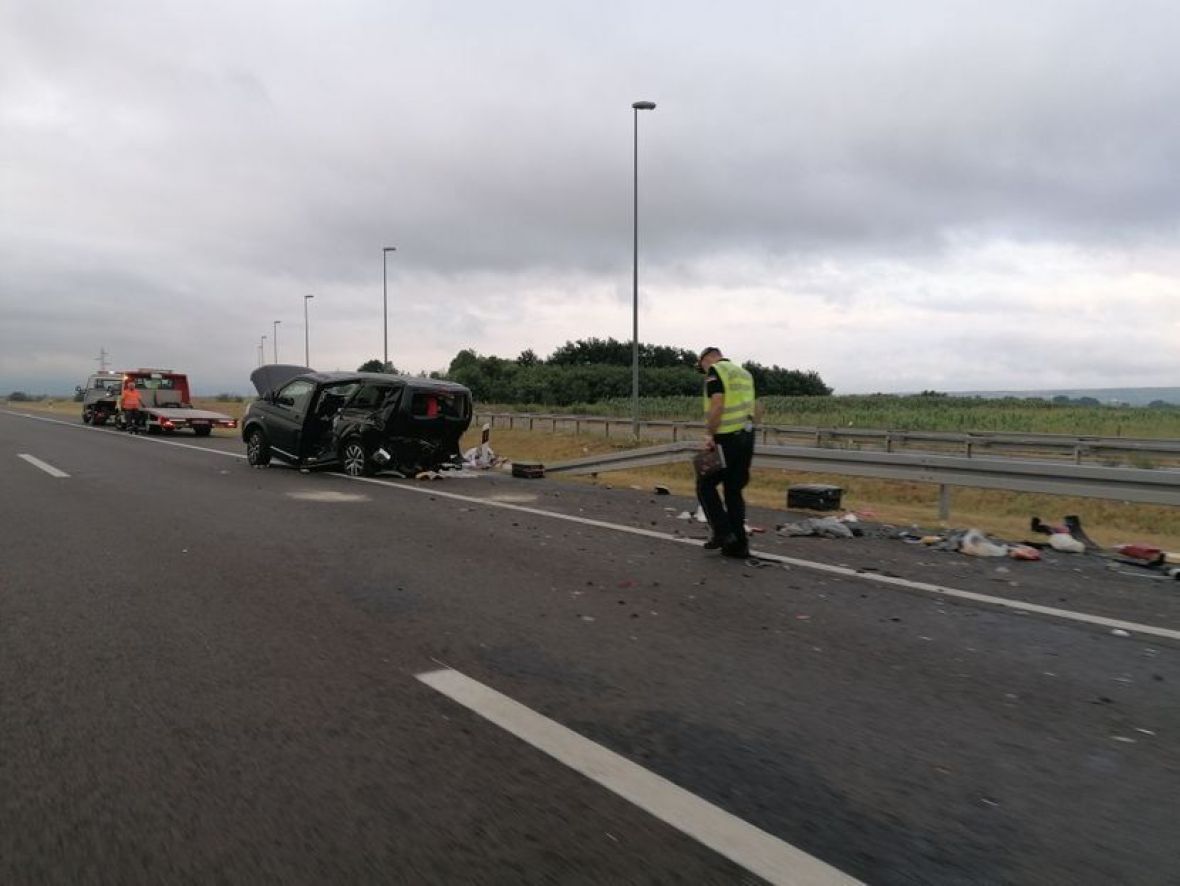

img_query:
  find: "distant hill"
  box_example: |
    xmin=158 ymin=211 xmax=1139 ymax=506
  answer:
xmin=954 ymin=387 xmax=1180 ymax=407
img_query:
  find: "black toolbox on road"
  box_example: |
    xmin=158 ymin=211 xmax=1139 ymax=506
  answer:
xmin=787 ymin=484 xmax=843 ymax=511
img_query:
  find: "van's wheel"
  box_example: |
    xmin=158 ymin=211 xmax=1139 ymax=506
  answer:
xmin=193 ymin=426 xmax=212 ymax=438
xmin=93 ymin=414 xmax=108 ymax=426
xmin=246 ymin=428 xmax=271 ymax=466
xmin=341 ymin=439 xmax=374 ymax=477
xmin=82 ymin=408 xmax=92 ymax=424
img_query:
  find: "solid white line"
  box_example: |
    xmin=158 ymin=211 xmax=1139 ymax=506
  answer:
xmin=3 ymin=411 xmax=242 ymax=457
xmin=417 ymin=667 xmax=861 ymax=886
xmin=6 ymin=409 xmax=1177 ymax=641
xmin=342 ymin=473 xmax=1180 ymax=643
xmin=17 ymin=453 xmax=70 ymax=478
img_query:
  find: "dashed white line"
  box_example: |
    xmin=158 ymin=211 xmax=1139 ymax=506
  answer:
xmin=17 ymin=453 xmax=70 ymax=478
xmin=417 ymin=667 xmax=862 ymax=886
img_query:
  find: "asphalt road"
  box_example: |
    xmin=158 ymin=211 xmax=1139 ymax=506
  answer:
xmin=2 ymin=410 xmax=1178 ymax=885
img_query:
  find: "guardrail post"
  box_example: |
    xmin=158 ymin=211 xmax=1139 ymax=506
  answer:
xmin=552 ymin=418 xmax=558 ymax=433
xmin=605 ymin=421 xmax=611 ymax=438
xmin=1074 ymin=446 xmax=1082 ymax=465
xmin=885 ymin=433 xmax=893 ymax=453
xmin=528 ymin=417 xmax=534 ymax=431
xmin=575 ymin=419 xmax=581 ymax=434
xmin=672 ymin=425 xmax=679 ymax=442
xmin=938 ymin=485 xmax=951 ymax=522
xmin=509 ymin=415 xmax=515 ymax=430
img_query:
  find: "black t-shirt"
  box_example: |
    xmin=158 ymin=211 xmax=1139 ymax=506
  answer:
xmin=705 ymin=366 xmax=724 ymax=398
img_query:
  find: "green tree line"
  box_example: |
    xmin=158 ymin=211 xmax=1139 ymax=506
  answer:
xmin=441 ymin=338 xmax=831 ymax=406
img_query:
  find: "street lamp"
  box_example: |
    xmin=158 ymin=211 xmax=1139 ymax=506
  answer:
xmin=272 ymin=320 xmax=281 ymax=363
xmin=303 ymin=294 xmax=314 ymax=367
xmin=631 ymin=99 xmax=656 ymax=439
xmin=382 ymin=246 xmax=397 ymax=370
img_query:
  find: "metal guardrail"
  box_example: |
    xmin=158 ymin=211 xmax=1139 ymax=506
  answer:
xmin=544 ymin=442 xmax=1180 ymax=517
xmin=474 ymin=411 xmax=1180 ymax=466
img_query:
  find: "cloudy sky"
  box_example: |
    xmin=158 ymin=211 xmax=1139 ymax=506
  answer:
xmin=3 ymin=0 xmax=1179 ymax=395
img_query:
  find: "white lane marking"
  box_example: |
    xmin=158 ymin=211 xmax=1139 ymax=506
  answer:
xmin=342 ymin=472 xmax=1180 ymax=643
xmin=418 ymin=667 xmax=861 ymax=886
xmin=17 ymin=453 xmax=70 ymax=478
xmin=3 ymin=411 xmax=242 ymax=457
xmin=7 ymin=410 xmax=1178 ymax=642
xmin=286 ymin=490 xmax=369 ymax=503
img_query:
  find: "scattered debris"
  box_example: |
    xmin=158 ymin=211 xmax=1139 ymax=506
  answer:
xmin=1111 ymin=629 xmax=1131 ymax=637
xmin=1063 ymin=514 xmax=1102 ymax=551
xmin=960 ymin=528 xmax=1009 ymax=558
xmin=511 ymin=461 xmax=545 ymax=479
xmin=1048 ymin=533 xmax=1085 ymax=554
xmin=786 ymin=483 xmax=843 ymax=511
xmin=415 ymin=470 xmax=444 ymax=481
xmin=1008 ymin=545 xmax=1042 ymax=561
xmin=776 ymin=516 xmax=855 ymax=539
xmin=653 ymin=485 xmax=670 ymax=495
xmin=1115 ymin=543 xmax=1163 ymax=562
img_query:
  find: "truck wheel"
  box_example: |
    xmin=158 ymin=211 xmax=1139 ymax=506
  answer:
xmin=93 ymin=414 xmax=108 ymax=426
xmin=246 ymin=428 xmax=271 ymax=466
xmin=341 ymin=439 xmax=374 ymax=477
xmin=193 ymin=426 xmax=212 ymax=438
xmin=82 ymin=408 xmax=92 ymax=424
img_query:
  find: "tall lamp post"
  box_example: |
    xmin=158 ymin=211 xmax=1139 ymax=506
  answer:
xmin=382 ymin=246 xmax=397 ymax=370
xmin=631 ymin=100 xmax=656 ymax=439
xmin=272 ymin=320 xmax=280 ymax=363
xmin=303 ymin=294 xmax=314 ymax=366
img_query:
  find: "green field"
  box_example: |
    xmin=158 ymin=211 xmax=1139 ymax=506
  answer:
xmin=481 ymin=394 xmax=1180 ymax=438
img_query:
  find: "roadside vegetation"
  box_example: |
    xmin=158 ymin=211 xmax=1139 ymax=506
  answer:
xmin=477 ymin=393 xmax=1180 ymax=438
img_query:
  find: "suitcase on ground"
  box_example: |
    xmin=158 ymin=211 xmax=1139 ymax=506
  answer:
xmin=787 ymin=483 xmax=843 ymax=511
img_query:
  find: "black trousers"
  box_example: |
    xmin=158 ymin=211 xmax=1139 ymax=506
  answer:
xmin=696 ymin=429 xmax=754 ymax=542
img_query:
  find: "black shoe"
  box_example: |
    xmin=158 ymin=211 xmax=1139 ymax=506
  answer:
xmin=703 ymin=536 xmax=724 ymax=550
xmin=720 ymin=536 xmax=749 ymax=558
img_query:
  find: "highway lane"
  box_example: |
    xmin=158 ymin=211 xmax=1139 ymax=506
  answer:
xmin=2 ymin=410 xmax=1178 ymax=884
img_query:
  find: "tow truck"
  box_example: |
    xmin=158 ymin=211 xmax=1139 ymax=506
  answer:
xmin=77 ymin=371 xmax=124 ymax=425
xmin=114 ymin=369 xmax=238 ymax=437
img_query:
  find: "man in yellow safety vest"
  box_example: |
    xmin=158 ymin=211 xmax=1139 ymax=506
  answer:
xmin=697 ymin=347 xmax=759 ymax=558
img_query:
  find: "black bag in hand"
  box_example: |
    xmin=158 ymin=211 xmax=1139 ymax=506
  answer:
xmin=692 ymin=446 xmax=726 ymax=480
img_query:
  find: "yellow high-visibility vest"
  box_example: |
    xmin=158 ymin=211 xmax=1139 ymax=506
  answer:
xmin=703 ymin=360 xmax=756 ymax=434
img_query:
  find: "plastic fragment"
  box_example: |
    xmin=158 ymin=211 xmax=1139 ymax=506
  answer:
xmin=960 ymin=529 xmax=1009 ymax=558
xmin=1111 ymin=629 xmax=1131 ymax=637
xmin=1048 ymin=533 xmax=1085 ymax=554
xmin=1008 ymin=545 xmax=1042 ymax=561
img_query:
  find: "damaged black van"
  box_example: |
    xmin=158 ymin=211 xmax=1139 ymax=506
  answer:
xmin=243 ymin=365 xmax=472 ymax=476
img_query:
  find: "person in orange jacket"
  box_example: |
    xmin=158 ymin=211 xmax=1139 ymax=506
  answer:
xmin=120 ymin=378 xmax=144 ymax=433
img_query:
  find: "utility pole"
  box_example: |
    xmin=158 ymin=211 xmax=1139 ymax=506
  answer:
xmin=95 ymin=347 xmax=110 ymax=372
